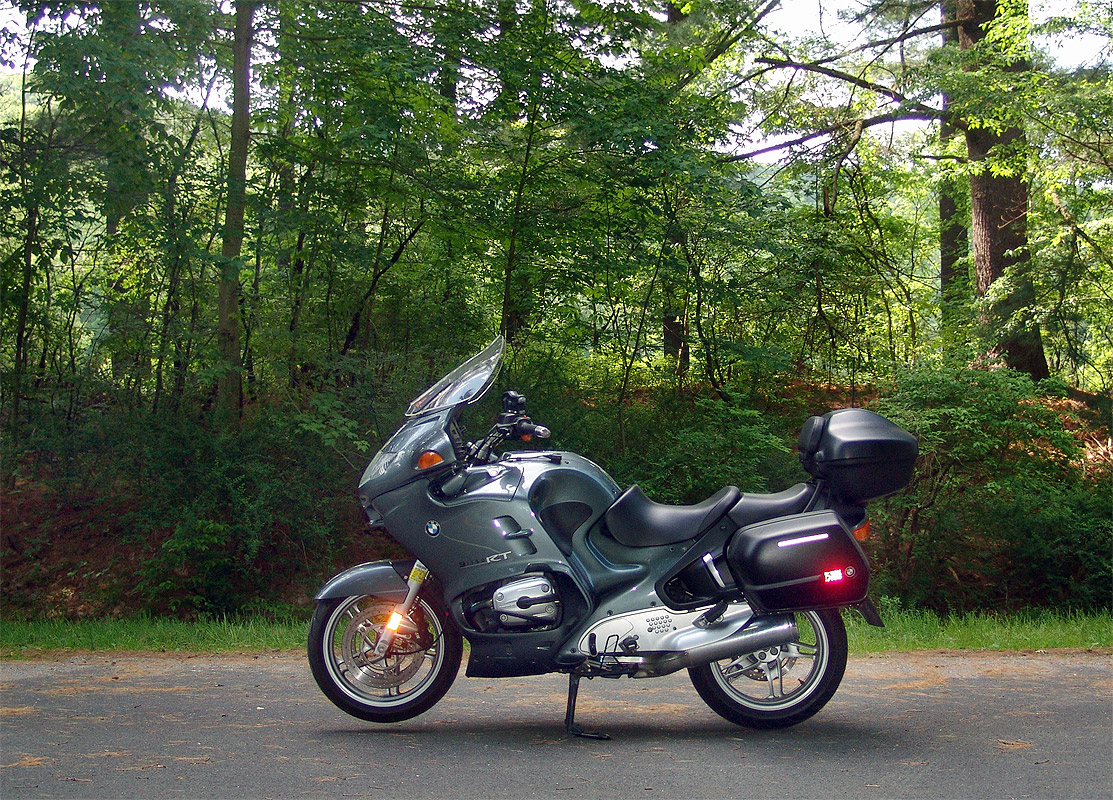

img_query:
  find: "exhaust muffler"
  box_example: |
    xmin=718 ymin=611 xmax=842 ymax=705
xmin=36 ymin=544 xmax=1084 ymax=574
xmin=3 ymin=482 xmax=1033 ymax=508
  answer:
xmin=633 ymin=613 xmax=798 ymax=678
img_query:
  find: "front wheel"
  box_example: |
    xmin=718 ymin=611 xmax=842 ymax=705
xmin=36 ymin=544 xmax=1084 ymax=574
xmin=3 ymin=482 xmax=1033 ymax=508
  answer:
xmin=308 ymin=591 xmax=462 ymax=723
xmin=689 ymin=608 xmax=847 ymax=729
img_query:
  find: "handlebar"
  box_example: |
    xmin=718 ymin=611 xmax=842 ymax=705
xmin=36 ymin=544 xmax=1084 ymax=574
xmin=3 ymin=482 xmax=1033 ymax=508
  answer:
xmin=469 ymin=391 xmax=550 ymax=463
xmin=437 ymin=391 xmax=550 ymax=497
xmin=515 ymin=419 xmax=551 ymax=441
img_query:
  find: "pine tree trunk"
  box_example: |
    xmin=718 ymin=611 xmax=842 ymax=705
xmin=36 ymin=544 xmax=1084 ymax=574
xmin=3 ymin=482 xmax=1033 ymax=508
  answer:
xmin=957 ymin=0 xmax=1049 ymax=379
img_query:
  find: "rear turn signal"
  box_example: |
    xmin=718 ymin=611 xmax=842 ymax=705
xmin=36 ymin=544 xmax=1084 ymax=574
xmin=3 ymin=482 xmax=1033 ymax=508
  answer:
xmin=852 ymin=519 xmax=870 ymax=542
xmin=416 ymin=450 xmax=444 ymax=470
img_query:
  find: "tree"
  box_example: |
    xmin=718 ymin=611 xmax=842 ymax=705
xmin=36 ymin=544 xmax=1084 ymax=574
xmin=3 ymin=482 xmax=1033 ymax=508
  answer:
xmin=5 ymin=1 xmax=216 ymax=419
xmin=216 ymin=0 xmax=254 ymax=424
xmin=724 ymin=0 xmax=1079 ymax=379
xmin=956 ymin=0 xmax=1048 ymax=378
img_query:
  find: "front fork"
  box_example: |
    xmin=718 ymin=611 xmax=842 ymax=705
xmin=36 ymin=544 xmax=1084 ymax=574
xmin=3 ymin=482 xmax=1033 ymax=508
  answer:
xmin=369 ymin=560 xmax=430 ymax=661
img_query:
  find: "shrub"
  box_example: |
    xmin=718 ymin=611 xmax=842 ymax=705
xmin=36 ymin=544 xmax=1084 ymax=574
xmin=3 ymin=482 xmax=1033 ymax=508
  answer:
xmin=869 ymin=365 xmax=1111 ymax=612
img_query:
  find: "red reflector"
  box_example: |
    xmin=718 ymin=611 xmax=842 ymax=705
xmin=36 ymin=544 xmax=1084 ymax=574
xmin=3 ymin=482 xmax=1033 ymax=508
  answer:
xmin=853 ymin=520 xmax=870 ymax=542
xmin=824 ymin=569 xmax=844 ymax=583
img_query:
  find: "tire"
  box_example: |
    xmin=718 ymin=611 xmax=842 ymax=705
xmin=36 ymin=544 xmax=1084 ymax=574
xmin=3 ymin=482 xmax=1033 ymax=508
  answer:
xmin=308 ymin=590 xmax=462 ymax=723
xmin=689 ymin=608 xmax=847 ymax=730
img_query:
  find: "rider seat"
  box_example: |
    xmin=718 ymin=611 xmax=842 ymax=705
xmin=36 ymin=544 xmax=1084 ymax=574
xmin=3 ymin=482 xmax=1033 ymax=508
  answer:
xmin=605 ymin=485 xmax=740 ymax=548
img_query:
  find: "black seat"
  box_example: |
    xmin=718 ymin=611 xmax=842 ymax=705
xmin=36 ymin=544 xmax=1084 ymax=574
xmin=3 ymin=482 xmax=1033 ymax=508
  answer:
xmin=727 ymin=482 xmax=817 ymax=529
xmin=605 ymin=485 xmax=741 ymax=548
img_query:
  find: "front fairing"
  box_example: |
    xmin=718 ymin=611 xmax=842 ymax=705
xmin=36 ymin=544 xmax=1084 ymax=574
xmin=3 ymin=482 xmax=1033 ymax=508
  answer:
xmin=358 ymin=337 xmax=505 ymax=507
xmin=358 ymin=409 xmax=456 ymax=507
xmin=363 ymin=449 xmax=620 ymax=604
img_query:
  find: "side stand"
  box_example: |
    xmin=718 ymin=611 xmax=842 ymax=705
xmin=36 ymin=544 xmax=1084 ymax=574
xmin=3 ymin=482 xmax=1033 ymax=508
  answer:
xmin=564 ymin=673 xmax=610 ymax=740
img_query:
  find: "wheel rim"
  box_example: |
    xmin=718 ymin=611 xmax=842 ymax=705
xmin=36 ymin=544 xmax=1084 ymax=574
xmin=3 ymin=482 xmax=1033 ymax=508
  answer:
xmin=321 ymin=595 xmax=447 ymax=708
xmin=707 ymin=610 xmax=830 ymax=712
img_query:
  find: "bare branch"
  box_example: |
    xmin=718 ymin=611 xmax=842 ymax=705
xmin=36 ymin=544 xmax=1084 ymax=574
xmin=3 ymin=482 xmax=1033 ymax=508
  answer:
xmin=723 ymin=110 xmax=938 ymax=162
xmin=755 ymin=56 xmax=937 ymax=117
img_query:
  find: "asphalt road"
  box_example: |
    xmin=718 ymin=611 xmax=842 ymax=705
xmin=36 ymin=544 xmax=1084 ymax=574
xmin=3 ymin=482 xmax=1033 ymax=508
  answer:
xmin=2 ymin=650 xmax=1110 ymax=799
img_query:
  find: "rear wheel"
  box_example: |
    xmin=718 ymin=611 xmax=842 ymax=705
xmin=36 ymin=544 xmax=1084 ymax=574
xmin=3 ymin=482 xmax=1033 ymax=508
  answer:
xmin=689 ymin=608 xmax=847 ymax=729
xmin=308 ymin=591 xmax=462 ymax=723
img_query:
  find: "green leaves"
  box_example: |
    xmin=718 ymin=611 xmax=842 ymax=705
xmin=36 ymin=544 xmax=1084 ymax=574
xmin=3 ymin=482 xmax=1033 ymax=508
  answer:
xmin=3 ymin=1 xmax=1109 ymax=617
xmin=869 ymin=364 xmax=1110 ymax=611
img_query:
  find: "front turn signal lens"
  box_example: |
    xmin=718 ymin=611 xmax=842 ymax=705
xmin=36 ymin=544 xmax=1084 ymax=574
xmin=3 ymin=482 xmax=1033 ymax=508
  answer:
xmin=853 ymin=520 xmax=871 ymax=542
xmin=416 ymin=450 xmax=444 ymax=470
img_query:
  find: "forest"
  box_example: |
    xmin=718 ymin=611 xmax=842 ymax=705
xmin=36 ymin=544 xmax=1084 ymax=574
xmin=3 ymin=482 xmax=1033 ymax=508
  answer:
xmin=1 ymin=0 xmax=1110 ymax=620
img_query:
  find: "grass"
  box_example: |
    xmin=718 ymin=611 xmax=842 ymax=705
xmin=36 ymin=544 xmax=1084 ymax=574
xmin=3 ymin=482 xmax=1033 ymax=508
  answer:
xmin=1 ymin=607 xmax=1110 ymax=659
xmin=0 ymin=615 xmax=308 ymax=657
xmin=845 ymin=604 xmax=1113 ymax=653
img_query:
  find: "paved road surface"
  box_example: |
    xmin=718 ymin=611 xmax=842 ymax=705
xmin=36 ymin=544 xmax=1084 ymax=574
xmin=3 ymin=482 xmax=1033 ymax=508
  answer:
xmin=2 ymin=650 xmax=1110 ymax=799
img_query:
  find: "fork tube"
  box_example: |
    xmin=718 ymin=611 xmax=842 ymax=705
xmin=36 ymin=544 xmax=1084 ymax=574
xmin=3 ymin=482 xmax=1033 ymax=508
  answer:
xmin=370 ymin=561 xmax=430 ymax=660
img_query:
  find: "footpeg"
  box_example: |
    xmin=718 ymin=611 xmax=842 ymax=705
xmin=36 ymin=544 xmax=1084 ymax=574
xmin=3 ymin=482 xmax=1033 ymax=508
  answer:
xmin=694 ymin=601 xmax=729 ymax=628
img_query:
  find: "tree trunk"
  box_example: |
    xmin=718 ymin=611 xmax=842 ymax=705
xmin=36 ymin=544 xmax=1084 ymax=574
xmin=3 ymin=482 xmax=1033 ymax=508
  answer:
xmin=11 ymin=203 xmax=38 ymax=431
xmin=957 ymin=0 xmax=1049 ymax=379
xmin=939 ymin=0 xmax=969 ymax=347
xmin=495 ymin=0 xmax=521 ymax=119
xmin=663 ymin=310 xmax=690 ymax=374
xmin=500 ymin=101 xmax=539 ymax=344
xmin=436 ymin=2 xmax=461 ymax=107
xmin=102 ymin=1 xmax=151 ymax=389
xmin=216 ymin=0 xmax=254 ymax=424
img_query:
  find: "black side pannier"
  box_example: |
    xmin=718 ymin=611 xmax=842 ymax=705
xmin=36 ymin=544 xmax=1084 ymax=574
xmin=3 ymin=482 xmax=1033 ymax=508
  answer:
xmin=725 ymin=510 xmax=869 ymax=612
xmin=797 ymin=408 xmax=918 ymax=504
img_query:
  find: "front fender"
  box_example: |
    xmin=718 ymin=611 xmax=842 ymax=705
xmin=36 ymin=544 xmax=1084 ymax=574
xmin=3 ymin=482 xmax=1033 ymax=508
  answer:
xmin=313 ymin=559 xmax=414 ymax=601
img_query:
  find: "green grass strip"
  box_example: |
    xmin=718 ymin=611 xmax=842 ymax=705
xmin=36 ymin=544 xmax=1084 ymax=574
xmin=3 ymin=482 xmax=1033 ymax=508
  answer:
xmin=845 ymin=606 xmax=1113 ymax=653
xmin=2 ymin=608 xmax=1110 ymax=659
xmin=0 ymin=616 xmax=308 ymax=657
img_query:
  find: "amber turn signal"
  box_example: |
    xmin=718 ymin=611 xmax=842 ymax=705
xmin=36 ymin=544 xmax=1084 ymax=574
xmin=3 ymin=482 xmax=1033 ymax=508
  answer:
xmin=852 ymin=520 xmax=870 ymax=542
xmin=416 ymin=450 xmax=444 ymax=470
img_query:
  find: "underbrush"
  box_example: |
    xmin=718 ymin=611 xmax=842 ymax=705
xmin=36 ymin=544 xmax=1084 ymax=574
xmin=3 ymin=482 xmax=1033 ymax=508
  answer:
xmin=3 ymin=360 xmax=1109 ymax=618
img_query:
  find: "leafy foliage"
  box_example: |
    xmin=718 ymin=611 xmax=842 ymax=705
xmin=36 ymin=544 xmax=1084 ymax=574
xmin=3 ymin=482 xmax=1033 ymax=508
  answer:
xmin=870 ymin=365 xmax=1111 ymax=612
xmin=1 ymin=1 xmax=1109 ymax=616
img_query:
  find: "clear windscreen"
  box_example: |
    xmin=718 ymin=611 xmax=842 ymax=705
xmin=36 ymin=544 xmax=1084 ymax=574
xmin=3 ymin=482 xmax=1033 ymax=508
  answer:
xmin=405 ymin=336 xmax=505 ymax=417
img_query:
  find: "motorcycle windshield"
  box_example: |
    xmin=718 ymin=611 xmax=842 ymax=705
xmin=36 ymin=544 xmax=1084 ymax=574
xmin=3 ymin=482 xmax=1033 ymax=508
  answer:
xmin=405 ymin=336 xmax=505 ymax=417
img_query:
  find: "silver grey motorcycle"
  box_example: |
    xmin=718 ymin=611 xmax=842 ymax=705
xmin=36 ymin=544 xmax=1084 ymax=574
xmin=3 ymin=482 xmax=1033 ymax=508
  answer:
xmin=308 ymin=337 xmax=917 ymax=737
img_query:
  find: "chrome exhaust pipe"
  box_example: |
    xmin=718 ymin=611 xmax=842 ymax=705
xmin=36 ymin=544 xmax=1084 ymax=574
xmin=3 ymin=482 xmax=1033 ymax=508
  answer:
xmin=633 ymin=613 xmax=798 ymax=678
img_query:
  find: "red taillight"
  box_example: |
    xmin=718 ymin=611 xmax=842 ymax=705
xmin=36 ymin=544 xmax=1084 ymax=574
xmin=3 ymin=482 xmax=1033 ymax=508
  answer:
xmin=823 ymin=569 xmax=845 ymax=583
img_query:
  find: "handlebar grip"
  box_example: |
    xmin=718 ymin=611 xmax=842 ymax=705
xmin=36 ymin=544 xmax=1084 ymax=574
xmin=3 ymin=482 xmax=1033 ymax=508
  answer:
xmin=516 ymin=420 xmax=551 ymax=440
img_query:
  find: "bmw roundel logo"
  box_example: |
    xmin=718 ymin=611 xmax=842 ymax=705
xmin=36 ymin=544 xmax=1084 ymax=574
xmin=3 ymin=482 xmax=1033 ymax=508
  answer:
xmin=425 ymin=520 xmax=441 ymax=537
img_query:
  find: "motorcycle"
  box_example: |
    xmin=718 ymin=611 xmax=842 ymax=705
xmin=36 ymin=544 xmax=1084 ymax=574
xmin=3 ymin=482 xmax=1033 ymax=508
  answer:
xmin=308 ymin=337 xmax=918 ymax=737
